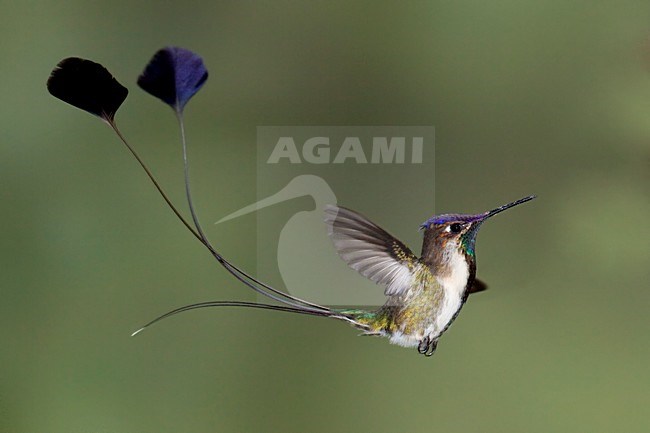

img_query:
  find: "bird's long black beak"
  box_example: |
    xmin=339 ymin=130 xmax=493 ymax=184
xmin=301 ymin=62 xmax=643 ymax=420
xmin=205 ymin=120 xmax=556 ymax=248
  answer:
xmin=483 ymin=195 xmax=536 ymax=220
xmin=462 ymin=195 xmax=536 ymax=255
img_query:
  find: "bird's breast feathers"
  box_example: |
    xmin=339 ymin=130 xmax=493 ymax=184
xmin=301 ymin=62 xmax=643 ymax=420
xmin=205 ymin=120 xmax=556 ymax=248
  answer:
xmin=433 ymin=250 xmax=470 ymax=333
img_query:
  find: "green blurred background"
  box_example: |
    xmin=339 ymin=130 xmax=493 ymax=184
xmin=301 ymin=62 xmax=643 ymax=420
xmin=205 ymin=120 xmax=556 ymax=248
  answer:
xmin=1 ymin=1 xmax=648 ymax=432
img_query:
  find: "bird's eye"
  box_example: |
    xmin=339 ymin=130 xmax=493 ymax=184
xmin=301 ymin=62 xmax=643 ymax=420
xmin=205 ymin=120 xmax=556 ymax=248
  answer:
xmin=449 ymin=223 xmax=462 ymax=233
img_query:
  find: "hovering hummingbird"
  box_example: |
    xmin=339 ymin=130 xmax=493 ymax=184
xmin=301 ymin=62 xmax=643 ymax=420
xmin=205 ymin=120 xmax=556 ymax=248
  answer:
xmin=132 ymin=196 xmax=534 ymax=357
xmin=46 ymin=47 xmax=535 ymax=357
xmin=322 ymin=196 xmax=535 ymax=356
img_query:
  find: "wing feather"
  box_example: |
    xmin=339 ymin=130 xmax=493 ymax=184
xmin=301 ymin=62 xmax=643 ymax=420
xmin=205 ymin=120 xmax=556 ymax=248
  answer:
xmin=469 ymin=278 xmax=488 ymax=294
xmin=324 ymin=205 xmax=420 ymax=296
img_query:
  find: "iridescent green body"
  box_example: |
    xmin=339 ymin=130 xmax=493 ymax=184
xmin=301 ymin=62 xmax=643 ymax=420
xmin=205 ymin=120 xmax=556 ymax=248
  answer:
xmin=342 ymin=267 xmax=442 ymax=334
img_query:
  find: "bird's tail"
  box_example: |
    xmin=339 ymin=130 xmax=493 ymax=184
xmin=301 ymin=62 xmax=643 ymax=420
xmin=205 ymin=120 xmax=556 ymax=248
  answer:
xmin=132 ymin=301 xmax=372 ymax=337
xmin=330 ymin=308 xmax=386 ymax=334
xmin=97 ymin=103 xmax=375 ymax=336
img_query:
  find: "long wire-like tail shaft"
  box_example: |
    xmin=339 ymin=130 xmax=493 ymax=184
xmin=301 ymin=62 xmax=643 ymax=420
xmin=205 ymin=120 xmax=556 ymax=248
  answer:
xmin=131 ymin=301 xmax=347 ymax=337
xmin=107 ymin=119 xmax=335 ymax=334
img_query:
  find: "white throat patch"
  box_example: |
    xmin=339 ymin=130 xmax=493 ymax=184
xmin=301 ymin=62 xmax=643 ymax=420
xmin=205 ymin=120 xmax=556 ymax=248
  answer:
xmin=434 ymin=250 xmax=470 ymax=333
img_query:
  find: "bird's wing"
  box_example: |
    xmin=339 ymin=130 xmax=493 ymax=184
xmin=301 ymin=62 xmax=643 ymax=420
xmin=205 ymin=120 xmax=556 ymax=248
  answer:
xmin=469 ymin=278 xmax=488 ymax=294
xmin=324 ymin=205 xmax=421 ymax=296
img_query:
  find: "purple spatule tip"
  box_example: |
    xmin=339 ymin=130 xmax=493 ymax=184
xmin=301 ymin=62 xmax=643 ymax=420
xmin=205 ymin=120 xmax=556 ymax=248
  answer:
xmin=47 ymin=57 xmax=128 ymax=123
xmin=137 ymin=46 xmax=208 ymax=112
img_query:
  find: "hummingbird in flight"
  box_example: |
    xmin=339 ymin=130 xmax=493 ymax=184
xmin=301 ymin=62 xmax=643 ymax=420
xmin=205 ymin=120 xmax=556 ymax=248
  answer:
xmin=322 ymin=196 xmax=535 ymax=356
xmin=46 ymin=49 xmax=535 ymax=357
xmin=133 ymin=194 xmax=535 ymax=357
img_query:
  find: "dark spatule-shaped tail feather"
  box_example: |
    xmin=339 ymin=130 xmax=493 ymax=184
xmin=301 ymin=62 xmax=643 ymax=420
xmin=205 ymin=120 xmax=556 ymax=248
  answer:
xmin=48 ymin=49 xmax=339 ymax=337
xmin=47 ymin=57 xmax=128 ymax=122
xmin=137 ymin=46 xmax=208 ymax=112
xmin=135 ymin=48 xmax=327 ymax=319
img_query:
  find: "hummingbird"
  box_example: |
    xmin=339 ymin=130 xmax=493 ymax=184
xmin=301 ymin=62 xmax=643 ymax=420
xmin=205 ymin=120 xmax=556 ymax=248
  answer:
xmin=133 ymin=194 xmax=535 ymax=357
xmin=321 ymin=196 xmax=535 ymax=356
xmin=45 ymin=49 xmax=535 ymax=356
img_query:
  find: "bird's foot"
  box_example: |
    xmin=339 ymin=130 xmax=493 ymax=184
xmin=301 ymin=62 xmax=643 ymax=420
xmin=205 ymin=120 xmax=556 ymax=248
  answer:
xmin=417 ymin=336 xmax=438 ymax=357
xmin=417 ymin=337 xmax=428 ymax=354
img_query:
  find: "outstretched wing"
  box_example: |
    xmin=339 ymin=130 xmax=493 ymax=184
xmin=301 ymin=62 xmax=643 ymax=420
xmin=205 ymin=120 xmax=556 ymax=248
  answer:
xmin=324 ymin=205 xmax=421 ymax=296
